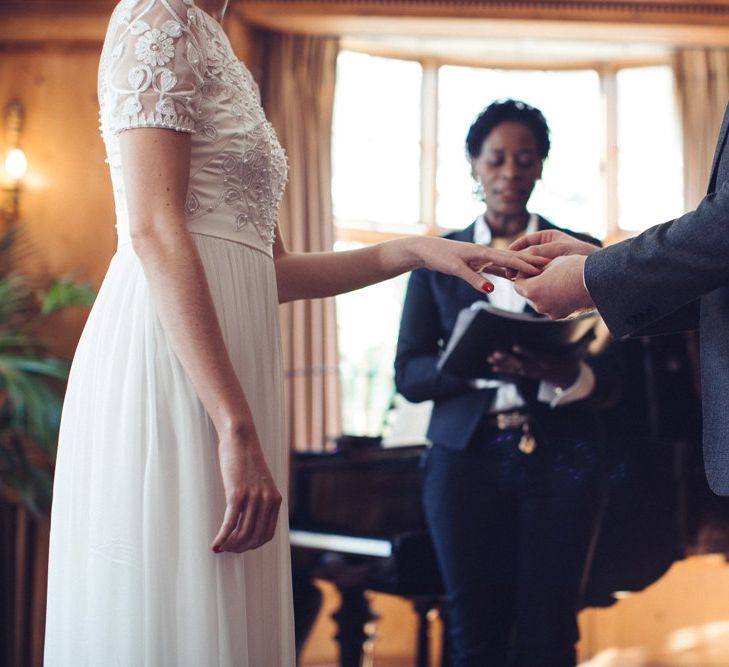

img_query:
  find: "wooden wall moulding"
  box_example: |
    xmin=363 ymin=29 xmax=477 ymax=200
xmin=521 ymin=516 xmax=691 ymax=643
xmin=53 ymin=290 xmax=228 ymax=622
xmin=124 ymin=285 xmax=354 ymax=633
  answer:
xmin=241 ymin=0 xmax=729 ymax=26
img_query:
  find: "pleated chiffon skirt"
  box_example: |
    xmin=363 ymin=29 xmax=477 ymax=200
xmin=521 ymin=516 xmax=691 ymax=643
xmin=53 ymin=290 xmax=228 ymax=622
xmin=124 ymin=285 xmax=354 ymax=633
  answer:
xmin=44 ymin=235 xmax=295 ymax=666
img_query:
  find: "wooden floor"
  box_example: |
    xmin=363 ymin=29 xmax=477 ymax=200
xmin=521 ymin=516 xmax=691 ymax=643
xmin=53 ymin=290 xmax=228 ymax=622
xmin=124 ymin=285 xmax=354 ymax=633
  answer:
xmin=305 ymin=625 xmax=729 ymax=667
xmin=303 ymin=556 xmax=729 ymax=667
xmin=578 ymin=625 xmax=729 ymax=667
xmin=307 ymin=644 xmax=729 ymax=667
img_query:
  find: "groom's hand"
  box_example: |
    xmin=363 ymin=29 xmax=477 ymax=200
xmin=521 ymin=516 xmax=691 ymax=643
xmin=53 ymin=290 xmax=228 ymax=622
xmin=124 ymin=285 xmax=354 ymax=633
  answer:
xmin=509 ymin=229 xmax=600 ymax=260
xmin=514 ymin=255 xmax=595 ymax=319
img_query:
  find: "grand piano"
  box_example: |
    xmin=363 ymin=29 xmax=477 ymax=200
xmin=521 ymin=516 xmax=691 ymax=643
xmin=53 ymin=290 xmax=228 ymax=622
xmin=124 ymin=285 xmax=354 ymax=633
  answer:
xmin=289 ymin=436 xmax=447 ymax=667
xmin=290 ymin=333 xmax=715 ymax=667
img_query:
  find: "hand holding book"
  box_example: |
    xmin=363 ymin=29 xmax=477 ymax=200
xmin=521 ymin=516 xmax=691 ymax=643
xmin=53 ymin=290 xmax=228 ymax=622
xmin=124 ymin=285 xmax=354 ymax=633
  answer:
xmin=488 ymin=345 xmax=581 ymax=389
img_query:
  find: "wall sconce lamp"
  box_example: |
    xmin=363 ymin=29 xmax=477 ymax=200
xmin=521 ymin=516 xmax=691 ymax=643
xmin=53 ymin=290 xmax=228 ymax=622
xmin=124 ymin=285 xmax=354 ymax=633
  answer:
xmin=3 ymin=100 xmax=28 ymax=226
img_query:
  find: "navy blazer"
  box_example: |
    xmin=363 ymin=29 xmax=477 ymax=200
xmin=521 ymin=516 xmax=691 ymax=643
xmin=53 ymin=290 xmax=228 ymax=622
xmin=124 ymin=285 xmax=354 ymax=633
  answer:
xmin=585 ymin=102 xmax=729 ymax=494
xmin=395 ymin=216 xmax=620 ymax=451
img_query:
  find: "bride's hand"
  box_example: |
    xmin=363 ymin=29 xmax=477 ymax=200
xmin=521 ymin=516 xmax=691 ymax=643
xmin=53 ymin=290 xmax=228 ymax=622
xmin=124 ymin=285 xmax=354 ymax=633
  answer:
xmin=411 ymin=237 xmax=548 ymax=292
xmin=212 ymin=426 xmax=282 ymax=554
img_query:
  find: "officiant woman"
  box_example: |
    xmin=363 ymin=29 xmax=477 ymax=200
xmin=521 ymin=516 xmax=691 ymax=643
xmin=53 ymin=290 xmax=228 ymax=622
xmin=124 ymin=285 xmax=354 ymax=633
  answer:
xmin=394 ymin=99 xmax=621 ymax=667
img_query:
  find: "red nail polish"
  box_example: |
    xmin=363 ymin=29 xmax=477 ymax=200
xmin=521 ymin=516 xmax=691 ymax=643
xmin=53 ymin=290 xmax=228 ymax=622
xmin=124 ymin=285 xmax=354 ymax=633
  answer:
xmin=213 ymin=546 xmax=221 ymax=554
xmin=482 ymin=281 xmax=494 ymax=293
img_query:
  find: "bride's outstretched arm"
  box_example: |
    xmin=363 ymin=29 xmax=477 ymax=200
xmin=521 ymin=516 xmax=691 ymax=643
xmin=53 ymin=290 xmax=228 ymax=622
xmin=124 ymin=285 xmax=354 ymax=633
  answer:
xmin=120 ymin=128 xmax=281 ymax=555
xmin=273 ymin=225 xmax=546 ymax=303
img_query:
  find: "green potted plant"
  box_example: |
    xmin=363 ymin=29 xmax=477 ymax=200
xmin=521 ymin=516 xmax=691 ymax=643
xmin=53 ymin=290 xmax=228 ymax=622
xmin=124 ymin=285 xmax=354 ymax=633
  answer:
xmin=0 ymin=227 xmax=95 ymax=514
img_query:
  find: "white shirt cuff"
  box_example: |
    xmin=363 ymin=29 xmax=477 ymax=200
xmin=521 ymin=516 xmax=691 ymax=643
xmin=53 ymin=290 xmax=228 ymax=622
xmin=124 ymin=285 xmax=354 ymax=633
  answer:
xmin=537 ymin=362 xmax=596 ymax=408
xmin=469 ymin=378 xmax=501 ymax=389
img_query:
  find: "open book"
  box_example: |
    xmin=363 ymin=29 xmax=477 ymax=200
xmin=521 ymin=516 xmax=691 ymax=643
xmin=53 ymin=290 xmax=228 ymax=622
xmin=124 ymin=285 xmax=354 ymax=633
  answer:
xmin=437 ymin=302 xmax=599 ymax=380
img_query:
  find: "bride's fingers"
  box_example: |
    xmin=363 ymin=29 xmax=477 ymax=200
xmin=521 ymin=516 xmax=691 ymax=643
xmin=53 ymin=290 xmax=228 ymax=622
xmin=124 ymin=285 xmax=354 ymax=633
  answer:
xmin=454 ymin=265 xmax=496 ymax=293
xmin=474 ymin=263 xmax=511 ymax=279
xmin=475 ymin=252 xmax=547 ymax=277
xmin=217 ymin=485 xmax=282 ymax=553
xmin=261 ymin=498 xmax=281 ymax=545
xmin=467 ymin=251 xmax=547 ymax=277
xmin=230 ymin=493 xmax=264 ymax=552
xmin=212 ymin=502 xmax=241 ymax=553
xmin=248 ymin=497 xmax=280 ymax=550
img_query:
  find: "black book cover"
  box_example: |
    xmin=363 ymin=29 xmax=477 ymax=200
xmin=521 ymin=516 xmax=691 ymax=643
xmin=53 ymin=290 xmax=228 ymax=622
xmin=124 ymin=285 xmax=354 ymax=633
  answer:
xmin=437 ymin=302 xmax=598 ymax=380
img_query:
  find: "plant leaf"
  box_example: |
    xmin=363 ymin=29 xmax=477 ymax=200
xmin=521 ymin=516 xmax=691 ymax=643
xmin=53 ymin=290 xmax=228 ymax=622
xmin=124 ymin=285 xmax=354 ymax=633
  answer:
xmin=41 ymin=279 xmax=96 ymax=316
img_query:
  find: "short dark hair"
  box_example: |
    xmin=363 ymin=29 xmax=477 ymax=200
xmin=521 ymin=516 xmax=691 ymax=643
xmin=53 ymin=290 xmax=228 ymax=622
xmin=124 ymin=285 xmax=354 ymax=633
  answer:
xmin=465 ymin=99 xmax=551 ymax=160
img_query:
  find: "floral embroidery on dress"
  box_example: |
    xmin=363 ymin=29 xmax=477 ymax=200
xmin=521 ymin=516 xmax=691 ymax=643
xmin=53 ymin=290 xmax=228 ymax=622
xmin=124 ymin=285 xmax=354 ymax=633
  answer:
xmin=181 ymin=9 xmax=288 ymax=246
xmin=100 ymin=0 xmax=288 ymax=247
xmin=135 ymin=28 xmax=176 ymax=66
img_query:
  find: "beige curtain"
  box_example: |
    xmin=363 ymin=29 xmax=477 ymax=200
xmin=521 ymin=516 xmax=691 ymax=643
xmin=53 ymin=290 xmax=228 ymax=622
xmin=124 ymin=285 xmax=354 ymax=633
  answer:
xmin=256 ymin=31 xmax=342 ymax=452
xmin=674 ymin=48 xmax=729 ymax=208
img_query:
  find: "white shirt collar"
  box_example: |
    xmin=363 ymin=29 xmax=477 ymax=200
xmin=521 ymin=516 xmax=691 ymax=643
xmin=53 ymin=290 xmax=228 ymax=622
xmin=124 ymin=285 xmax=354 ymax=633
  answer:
xmin=473 ymin=212 xmax=539 ymax=245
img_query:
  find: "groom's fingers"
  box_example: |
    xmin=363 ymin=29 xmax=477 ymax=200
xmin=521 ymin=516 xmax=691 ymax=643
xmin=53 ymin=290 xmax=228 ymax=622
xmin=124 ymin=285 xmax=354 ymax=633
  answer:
xmin=523 ymin=243 xmax=576 ymax=260
xmin=514 ymin=275 xmax=536 ymax=299
xmin=509 ymin=231 xmax=555 ymax=252
xmin=514 ymin=257 xmax=591 ymax=320
xmin=513 ymin=238 xmax=599 ymax=261
xmin=514 ymin=272 xmax=557 ymax=312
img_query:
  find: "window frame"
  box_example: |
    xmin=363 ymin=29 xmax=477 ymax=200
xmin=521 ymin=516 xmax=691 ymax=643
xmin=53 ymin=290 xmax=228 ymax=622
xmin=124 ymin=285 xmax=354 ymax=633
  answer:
xmin=333 ymin=42 xmax=673 ymax=244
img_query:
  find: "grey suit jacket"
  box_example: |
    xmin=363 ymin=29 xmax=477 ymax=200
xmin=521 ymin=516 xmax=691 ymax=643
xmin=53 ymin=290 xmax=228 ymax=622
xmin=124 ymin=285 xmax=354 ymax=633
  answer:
xmin=584 ymin=104 xmax=729 ymax=494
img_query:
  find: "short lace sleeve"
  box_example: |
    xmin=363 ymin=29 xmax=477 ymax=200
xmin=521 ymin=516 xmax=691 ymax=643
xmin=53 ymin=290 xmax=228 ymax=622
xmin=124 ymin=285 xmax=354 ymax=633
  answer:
xmin=103 ymin=0 xmax=205 ymax=135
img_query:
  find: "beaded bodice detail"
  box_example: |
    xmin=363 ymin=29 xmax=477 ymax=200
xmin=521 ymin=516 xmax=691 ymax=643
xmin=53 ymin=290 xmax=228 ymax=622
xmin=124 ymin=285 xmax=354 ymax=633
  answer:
xmin=98 ymin=0 xmax=288 ymax=252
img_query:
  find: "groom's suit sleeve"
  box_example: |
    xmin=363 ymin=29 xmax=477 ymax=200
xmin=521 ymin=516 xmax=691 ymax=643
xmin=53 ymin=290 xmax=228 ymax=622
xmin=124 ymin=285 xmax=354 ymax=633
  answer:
xmin=584 ymin=179 xmax=729 ymax=339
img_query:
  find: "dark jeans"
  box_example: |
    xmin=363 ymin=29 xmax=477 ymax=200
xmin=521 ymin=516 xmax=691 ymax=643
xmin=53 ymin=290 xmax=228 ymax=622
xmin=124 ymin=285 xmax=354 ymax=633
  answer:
xmin=423 ymin=427 xmax=605 ymax=667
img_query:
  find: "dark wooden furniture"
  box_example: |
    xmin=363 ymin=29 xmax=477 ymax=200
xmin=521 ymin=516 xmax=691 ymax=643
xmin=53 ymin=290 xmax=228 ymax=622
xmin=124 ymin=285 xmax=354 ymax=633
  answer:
xmin=289 ymin=437 xmax=447 ymax=667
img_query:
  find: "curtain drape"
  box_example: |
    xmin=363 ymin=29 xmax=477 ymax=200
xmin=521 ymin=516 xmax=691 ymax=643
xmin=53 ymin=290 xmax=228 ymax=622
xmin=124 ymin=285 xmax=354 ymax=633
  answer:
xmin=674 ymin=48 xmax=729 ymax=208
xmin=256 ymin=31 xmax=342 ymax=452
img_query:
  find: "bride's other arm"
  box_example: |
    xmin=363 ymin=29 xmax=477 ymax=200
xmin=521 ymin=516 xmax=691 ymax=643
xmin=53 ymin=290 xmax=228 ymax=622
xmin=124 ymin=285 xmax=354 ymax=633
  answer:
xmin=272 ymin=225 xmax=546 ymax=303
xmin=119 ymin=128 xmax=281 ymax=555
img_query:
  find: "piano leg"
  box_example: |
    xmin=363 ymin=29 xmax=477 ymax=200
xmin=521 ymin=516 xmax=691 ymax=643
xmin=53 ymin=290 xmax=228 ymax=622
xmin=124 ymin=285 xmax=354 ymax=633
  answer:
xmin=331 ymin=586 xmax=378 ymax=667
xmin=292 ymin=572 xmax=323 ymax=657
xmin=412 ymin=597 xmax=433 ymax=667
xmin=440 ymin=605 xmax=451 ymax=667
xmin=411 ymin=597 xmax=452 ymax=667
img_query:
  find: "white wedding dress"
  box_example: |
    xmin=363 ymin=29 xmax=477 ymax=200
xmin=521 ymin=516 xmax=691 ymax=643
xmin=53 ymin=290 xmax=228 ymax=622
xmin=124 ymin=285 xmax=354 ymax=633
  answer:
xmin=44 ymin=1 xmax=295 ymax=664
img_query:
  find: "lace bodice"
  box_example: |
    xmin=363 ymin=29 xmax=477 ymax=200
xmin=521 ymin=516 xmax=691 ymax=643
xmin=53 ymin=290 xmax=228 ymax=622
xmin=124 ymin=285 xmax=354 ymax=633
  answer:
xmin=98 ymin=0 xmax=288 ymax=253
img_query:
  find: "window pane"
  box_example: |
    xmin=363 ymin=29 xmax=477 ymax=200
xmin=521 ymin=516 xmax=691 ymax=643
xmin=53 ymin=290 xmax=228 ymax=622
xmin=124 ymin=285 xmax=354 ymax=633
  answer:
xmin=332 ymin=52 xmax=423 ymax=229
xmin=437 ymin=67 xmax=604 ymax=238
xmin=335 ymin=242 xmax=409 ymax=435
xmin=617 ymin=66 xmax=683 ymax=232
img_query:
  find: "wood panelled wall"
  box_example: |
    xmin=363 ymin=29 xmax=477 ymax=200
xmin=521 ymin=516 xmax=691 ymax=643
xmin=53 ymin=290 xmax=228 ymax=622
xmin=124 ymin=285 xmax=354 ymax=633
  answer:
xmin=0 ymin=42 xmax=116 ymax=357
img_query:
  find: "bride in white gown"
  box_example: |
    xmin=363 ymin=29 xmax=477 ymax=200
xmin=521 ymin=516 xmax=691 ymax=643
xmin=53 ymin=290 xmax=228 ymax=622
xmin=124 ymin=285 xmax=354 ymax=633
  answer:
xmin=43 ymin=0 xmax=544 ymax=664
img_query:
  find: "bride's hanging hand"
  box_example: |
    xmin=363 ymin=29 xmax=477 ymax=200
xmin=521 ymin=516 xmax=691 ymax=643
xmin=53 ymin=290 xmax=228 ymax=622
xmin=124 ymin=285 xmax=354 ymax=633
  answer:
xmin=410 ymin=237 xmax=548 ymax=292
xmin=212 ymin=427 xmax=283 ymax=554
